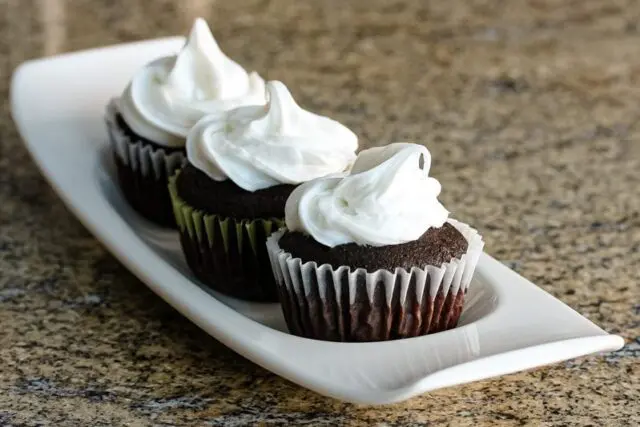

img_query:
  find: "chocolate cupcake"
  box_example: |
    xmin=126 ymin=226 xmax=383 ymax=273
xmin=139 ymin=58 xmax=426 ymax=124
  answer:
xmin=170 ymin=80 xmax=359 ymax=301
xmin=106 ymin=18 xmax=266 ymax=226
xmin=266 ymin=143 xmax=484 ymax=342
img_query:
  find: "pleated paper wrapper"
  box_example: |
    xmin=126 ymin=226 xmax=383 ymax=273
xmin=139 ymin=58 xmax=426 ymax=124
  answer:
xmin=169 ymin=172 xmax=284 ymax=302
xmin=266 ymin=219 xmax=484 ymax=342
xmin=105 ymin=100 xmax=186 ymax=227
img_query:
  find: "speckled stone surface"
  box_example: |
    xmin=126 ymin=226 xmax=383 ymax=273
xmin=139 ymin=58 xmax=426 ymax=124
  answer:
xmin=1 ymin=0 xmax=639 ymax=425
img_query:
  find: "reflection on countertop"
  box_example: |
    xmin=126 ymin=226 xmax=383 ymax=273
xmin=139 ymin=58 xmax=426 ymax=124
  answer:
xmin=1 ymin=0 xmax=638 ymax=425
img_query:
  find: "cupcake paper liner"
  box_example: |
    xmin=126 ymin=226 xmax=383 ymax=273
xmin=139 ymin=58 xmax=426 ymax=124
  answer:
xmin=105 ymin=100 xmax=186 ymax=227
xmin=169 ymin=172 xmax=284 ymax=302
xmin=266 ymin=219 xmax=484 ymax=342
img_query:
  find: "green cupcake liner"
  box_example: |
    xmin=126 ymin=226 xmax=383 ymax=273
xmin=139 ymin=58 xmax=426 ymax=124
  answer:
xmin=169 ymin=171 xmax=284 ymax=302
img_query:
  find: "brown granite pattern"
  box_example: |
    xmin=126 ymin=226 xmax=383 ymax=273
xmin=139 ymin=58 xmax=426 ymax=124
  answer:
xmin=1 ymin=0 xmax=639 ymax=425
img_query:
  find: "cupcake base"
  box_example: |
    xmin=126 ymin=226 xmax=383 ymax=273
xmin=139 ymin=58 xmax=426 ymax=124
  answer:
xmin=105 ymin=100 xmax=186 ymax=228
xmin=169 ymin=171 xmax=284 ymax=302
xmin=266 ymin=220 xmax=484 ymax=342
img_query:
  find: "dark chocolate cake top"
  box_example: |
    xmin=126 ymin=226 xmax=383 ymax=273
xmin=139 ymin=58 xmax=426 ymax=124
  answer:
xmin=278 ymin=223 xmax=468 ymax=271
xmin=176 ymin=163 xmax=295 ymax=219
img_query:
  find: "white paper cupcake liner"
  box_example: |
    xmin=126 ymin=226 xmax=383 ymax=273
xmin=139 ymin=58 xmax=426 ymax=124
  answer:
xmin=266 ymin=219 xmax=484 ymax=342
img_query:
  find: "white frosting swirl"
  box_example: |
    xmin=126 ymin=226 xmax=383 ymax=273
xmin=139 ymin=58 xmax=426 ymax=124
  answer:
xmin=118 ymin=18 xmax=265 ymax=147
xmin=285 ymin=143 xmax=449 ymax=247
xmin=186 ymin=80 xmax=358 ymax=191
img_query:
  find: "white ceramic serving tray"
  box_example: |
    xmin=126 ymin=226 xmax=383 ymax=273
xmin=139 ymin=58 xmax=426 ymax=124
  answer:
xmin=11 ymin=37 xmax=624 ymax=405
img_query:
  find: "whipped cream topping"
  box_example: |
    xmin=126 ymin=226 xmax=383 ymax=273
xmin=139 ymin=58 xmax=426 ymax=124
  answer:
xmin=285 ymin=143 xmax=449 ymax=247
xmin=118 ymin=18 xmax=265 ymax=147
xmin=186 ymin=80 xmax=358 ymax=191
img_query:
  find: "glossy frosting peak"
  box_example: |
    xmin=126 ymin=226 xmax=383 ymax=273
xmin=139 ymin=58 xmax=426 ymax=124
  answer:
xmin=285 ymin=143 xmax=449 ymax=247
xmin=186 ymin=80 xmax=359 ymax=191
xmin=118 ymin=18 xmax=265 ymax=147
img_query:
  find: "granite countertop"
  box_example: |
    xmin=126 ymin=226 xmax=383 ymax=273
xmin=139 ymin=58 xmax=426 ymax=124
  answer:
xmin=1 ymin=0 xmax=638 ymax=425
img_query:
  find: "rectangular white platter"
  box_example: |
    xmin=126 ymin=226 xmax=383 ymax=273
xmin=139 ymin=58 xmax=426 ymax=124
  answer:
xmin=10 ymin=37 xmax=624 ymax=405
